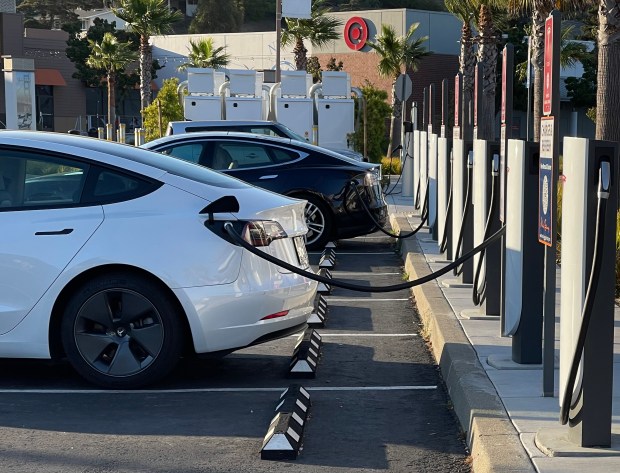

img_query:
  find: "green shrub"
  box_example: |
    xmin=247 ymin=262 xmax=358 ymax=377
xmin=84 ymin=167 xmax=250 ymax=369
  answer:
xmin=350 ymin=81 xmax=391 ymax=163
xmin=381 ymin=155 xmax=401 ymax=175
xmin=143 ymin=78 xmax=184 ymax=142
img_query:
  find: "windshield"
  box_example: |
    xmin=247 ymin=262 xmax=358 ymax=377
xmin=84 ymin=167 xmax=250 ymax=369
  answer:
xmin=275 ymin=122 xmax=310 ymax=143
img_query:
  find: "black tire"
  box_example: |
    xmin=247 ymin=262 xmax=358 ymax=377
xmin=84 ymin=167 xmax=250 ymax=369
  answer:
xmin=302 ymin=194 xmax=333 ymax=250
xmin=61 ymin=273 xmax=184 ymax=389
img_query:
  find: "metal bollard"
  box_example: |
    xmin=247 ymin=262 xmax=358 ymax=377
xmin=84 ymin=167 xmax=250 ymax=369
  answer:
xmin=134 ymin=128 xmax=145 ymax=146
xmin=97 ymin=127 xmax=105 ymax=139
xmin=106 ymin=124 xmax=114 ymax=141
xmin=117 ymin=123 xmax=126 ymax=143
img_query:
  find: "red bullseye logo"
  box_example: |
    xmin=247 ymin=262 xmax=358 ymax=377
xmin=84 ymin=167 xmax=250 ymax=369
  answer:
xmin=344 ymin=17 xmax=368 ymax=51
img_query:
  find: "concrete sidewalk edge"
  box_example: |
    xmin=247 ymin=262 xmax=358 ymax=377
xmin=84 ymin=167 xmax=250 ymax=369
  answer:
xmin=391 ymin=215 xmax=536 ymax=473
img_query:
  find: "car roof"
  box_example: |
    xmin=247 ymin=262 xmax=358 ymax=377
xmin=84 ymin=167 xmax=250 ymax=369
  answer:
xmin=146 ymin=131 xmax=374 ymax=168
xmin=169 ymin=120 xmax=278 ymax=129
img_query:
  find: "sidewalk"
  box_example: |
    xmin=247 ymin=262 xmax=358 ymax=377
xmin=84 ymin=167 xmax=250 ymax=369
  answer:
xmin=385 ymin=180 xmax=620 ymax=473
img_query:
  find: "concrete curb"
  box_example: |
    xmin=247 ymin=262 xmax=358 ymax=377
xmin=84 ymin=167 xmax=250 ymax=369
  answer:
xmin=391 ymin=214 xmax=536 ymax=473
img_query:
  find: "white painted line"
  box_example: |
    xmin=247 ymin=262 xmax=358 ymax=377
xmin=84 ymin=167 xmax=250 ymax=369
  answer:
xmin=0 ymin=385 xmax=436 ymax=395
xmin=318 ymin=333 xmax=418 ymax=337
xmin=308 ymin=252 xmax=395 ymax=256
xmin=330 ymin=272 xmax=401 ymax=276
xmin=326 ymin=298 xmax=409 ymax=302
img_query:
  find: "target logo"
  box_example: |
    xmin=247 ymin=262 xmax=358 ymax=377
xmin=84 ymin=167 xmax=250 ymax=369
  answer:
xmin=344 ymin=17 xmax=368 ymax=51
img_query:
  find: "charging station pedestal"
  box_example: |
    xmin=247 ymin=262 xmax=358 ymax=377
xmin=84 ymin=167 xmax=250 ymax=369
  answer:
xmin=445 ymin=138 xmax=474 ymax=286
xmin=437 ymin=137 xmax=452 ymax=260
xmin=462 ymin=140 xmax=501 ymax=317
xmin=413 ymin=130 xmax=421 ymax=211
xmin=419 ymin=131 xmax=429 ymax=214
xmin=503 ymin=140 xmax=544 ymax=363
xmin=556 ymin=137 xmax=618 ymax=448
xmin=428 ymin=132 xmax=438 ymax=240
xmin=401 ymin=122 xmax=414 ymax=198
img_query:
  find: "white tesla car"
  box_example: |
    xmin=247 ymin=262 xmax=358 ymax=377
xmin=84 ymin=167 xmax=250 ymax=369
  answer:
xmin=0 ymin=131 xmax=316 ymax=388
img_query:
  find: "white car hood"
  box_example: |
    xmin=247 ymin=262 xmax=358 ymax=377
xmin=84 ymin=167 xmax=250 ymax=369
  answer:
xmin=161 ymin=172 xmax=308 ymax=236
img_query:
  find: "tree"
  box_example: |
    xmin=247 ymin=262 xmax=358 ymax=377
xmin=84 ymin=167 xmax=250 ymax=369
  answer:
xmin=142 ymin=78 xmax=184 ymax=142
xmin=367 ymin=22 xmax=429 ymax=157
xmin=113 ymin=0 xmax=183 ymax=113
xmin=326 ymin=57 xmax=344 ymax=71
xmin=445 ymin=0 xmax=478 ymax=134
xmin=506 ymin=0 xmax=590 ymax=141
xmin=63 ymin=19 xmax=140 ymax=88
xmin=595 ymin=0 xmax=620 ymax=141
xmin=189 ymin=0 xmax=244 ymax=34
xmin=177 ymin=38 xmax=231 ymax=71
xmin=281 ymin=0 xmax=342 ymax=71
xmin=18 ymin=0 xmax=100 ymax=29
xmin=86 ymin=32 xmax=138 ymax=139
xmin=350 ymin=81 xmax=392 ymax=162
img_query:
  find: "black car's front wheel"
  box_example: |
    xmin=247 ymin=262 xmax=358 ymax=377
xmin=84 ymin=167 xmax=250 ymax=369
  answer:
xmin=61 ymin=273 xmax=184 ymax=389
xmin=302 ymin=195 xmax=333 ymax=250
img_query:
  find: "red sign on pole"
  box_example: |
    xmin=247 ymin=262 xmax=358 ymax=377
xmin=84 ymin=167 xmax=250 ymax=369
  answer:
xmin=543 ymin=15 xmax=554 ymax=116
xmin=454 ymin=74 xmax=460 ymax=127
xmin=501 ymin=47 xmax=507 ymax=124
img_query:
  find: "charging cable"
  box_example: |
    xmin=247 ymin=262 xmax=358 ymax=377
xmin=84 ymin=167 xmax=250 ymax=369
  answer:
xmin=472 ymin=154 xmax=500 ymax=306
xmin=559 ymin=161 xmax=611 ymax=425
xmin=453 ymin=151 xmax=474 ymax=276
xmin=439 ymin=176 xmax=453 ymax=254
xmin=352 ymin=178 xmax=429 ymax=239
xmin=223 ymin=221 xmax=505 ymax=293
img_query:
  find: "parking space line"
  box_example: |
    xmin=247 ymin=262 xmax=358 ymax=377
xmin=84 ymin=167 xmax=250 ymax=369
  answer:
xmin=318 ymin=333 xmax=418 ymax=337
xmin=308 ymin=252 xmax=396 ymax=255
xmin=325 ymin=298 xmax=410 ymax=302
xmin=0 ymin=385 xmax=436 ymax=394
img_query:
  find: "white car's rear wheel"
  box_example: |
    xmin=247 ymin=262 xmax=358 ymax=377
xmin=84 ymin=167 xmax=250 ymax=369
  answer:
xmin=61 ymin=273 xmax=184 ymax=389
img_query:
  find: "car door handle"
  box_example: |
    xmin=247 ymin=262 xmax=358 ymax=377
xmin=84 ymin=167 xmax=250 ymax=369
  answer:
xmin=35 ymin=228 xmax=74 ymax=236
xmin=259 ymin=175 xmax=278 ymax=180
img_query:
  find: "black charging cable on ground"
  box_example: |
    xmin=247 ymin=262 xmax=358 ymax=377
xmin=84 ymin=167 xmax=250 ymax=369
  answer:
xmin=223 ymin=222 xmax=505 ymax=293
xmin=559 ymin=162 xmax=611 ymax=425
xmin=352 ymin=179 xmax=429 ymax=239
xmin=453 ymin=153 xmax=473 ymax=277
xmin=472 ymin=157 xmax=500 ymax=306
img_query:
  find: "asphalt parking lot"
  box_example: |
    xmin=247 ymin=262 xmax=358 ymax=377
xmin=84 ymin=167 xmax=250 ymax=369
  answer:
xmin=0 ymin=232 xmax=470 ymax=473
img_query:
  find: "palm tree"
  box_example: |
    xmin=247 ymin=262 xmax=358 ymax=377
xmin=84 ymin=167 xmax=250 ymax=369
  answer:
xmin=112 ymin=0 xmax=182 ymax=112
xmin=367 ymin=23 xmax=429 ymax=157
xmin=595 ymin=0 xmax=620 ymax=141
xmin=445 ymin=0 xmax=478 ymax=133
xmin=177 ymin=38 xmax=231 ymax=72
xmin=86 ymin=32 xmax=137 ymax=139
xmin=281 ymin=0 xmax=342 ymax=71
xmin=506 ymin=0 xmax=590 ymax=141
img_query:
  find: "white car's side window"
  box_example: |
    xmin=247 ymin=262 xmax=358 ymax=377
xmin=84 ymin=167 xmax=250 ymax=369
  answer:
xmin=0 ymin=151 xmax=88 ymax=209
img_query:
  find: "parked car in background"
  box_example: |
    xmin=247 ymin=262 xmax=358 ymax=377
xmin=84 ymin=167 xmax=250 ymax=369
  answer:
xmin=143 ymin=132 xmax=387 ymax=249
xmin=166 ymin=119 xmax=366 ymax=161
xmin=0 ymin=131 xmax=316 ymax=388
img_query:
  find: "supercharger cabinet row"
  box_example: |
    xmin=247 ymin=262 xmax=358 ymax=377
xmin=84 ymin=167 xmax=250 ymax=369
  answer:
xmin=181 ymin=68 xmax=355 ymax=152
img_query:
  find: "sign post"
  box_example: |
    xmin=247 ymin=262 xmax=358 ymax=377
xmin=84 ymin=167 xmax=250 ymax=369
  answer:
xmin=539 ymin=10 xmax=561 ymax=398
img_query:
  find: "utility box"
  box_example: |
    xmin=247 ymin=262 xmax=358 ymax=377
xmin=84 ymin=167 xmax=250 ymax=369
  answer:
xmin=316 ymin=98 xmax=354 ymax=149
xmin=225 ymin=96 xmax=265 ymax=121
xmin=184 ymin=96 xmax=222 ymax=120
xmin=281 ymin=71 xmax=312 ymax=97
xmin=187 ymin=68 xmax=225 ymax=95
xmin=321 ymin=71 xmax=351 ymax=97
xmin=276 ymin=99 xmax=313 ymax=141
xmin=229 ymin=69 xmax=263 ymax=96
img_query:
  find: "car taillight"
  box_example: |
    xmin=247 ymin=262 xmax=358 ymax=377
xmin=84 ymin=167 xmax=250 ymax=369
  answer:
xmin=364 ymin=170 xmax=380 ymax=186
xmin=241 ymin=221 xmax=288 ymax=247
xmin=261 ymin=310 xmax=289 ymax=320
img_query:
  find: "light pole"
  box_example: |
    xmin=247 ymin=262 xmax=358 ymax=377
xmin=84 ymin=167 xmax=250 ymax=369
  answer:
xmin=276 ymin=0 xmax=282 ymax=82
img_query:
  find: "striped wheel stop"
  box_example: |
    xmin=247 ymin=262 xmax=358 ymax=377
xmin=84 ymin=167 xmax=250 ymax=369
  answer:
xmin=318 ymin=248 xmax=336 ymax=269
xmin=260 ymin=385 xmax=311 ymax=460
xmin=317 ymin=268 xmax=332 ymax=294
xmin=307 ymin=294 xmax=329 ymax=327
xmin=288 ymin=328 xmax=323 ymax=378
